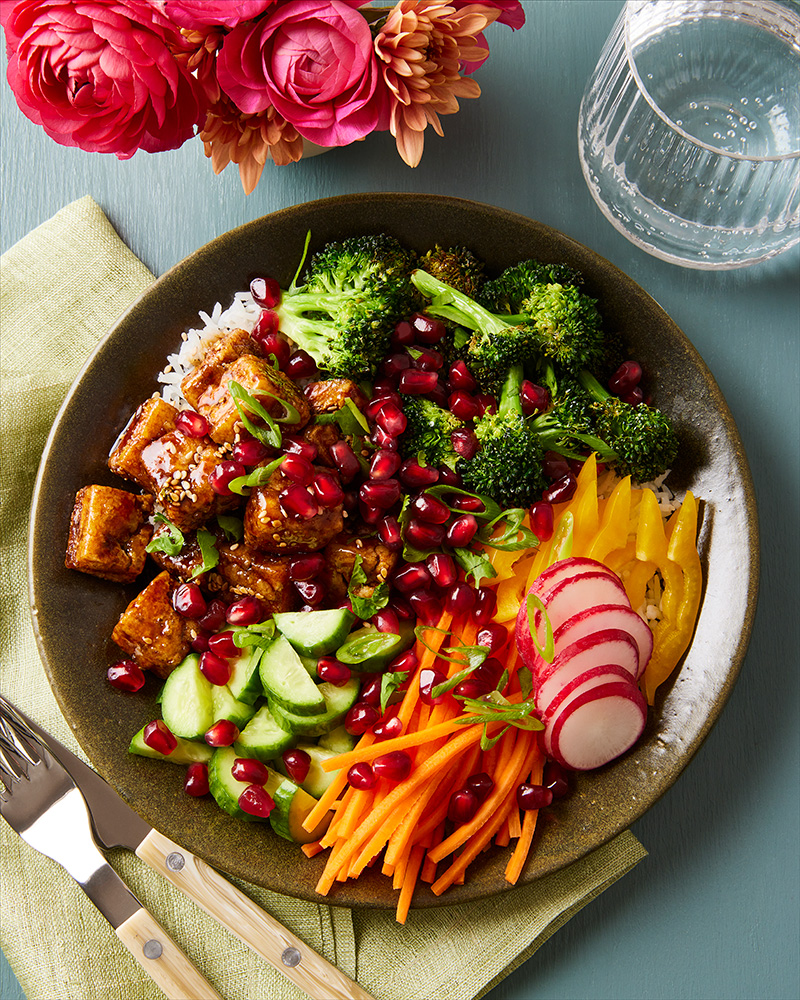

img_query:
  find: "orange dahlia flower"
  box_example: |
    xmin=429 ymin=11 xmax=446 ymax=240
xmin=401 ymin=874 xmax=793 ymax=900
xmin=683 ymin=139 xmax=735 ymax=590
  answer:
xmin=374 ymin=1 xmax=500 ymax=167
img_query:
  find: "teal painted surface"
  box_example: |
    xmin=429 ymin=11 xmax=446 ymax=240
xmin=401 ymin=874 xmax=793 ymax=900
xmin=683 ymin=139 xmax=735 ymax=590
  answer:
xmin=1 ymin=2 xmax=798 ymax=999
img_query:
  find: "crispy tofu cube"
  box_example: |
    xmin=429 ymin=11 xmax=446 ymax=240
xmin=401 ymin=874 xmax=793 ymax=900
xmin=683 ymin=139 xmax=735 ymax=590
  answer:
xmin=65 ymin=486 xmax=154 ymax=583
xmin=304 ymin=379 xmax=368 ymax=415
xmin=244 ymin=468 xmax=343 ymax=554
xmin=111 ymin=571 xmax=197 ymax=678
xmin=209 ymin=540 xmax=297 ymax=614
xmin=108 ymin=397 xmax=178 ymax=484
xmin=181 ymin=329 xmax=255 ymax=411
xmin=324 ymin=531 xmax=398 ymax=602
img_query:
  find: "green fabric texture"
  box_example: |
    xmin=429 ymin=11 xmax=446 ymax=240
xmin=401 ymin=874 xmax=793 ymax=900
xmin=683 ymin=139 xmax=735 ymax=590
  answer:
xmin=0 ymin=196 xmax=647 ymax=1000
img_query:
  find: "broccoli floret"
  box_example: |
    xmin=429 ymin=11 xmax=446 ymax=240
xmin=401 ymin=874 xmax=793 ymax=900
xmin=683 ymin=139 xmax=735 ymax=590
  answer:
xmin=578 ymin=370 xmax=679 ymax=482
xmin=417 ymin=245 xmax=486 ymax=298
xmin=479 ymin=260 xmax=583 ymax=314
xmin=400 ymin=396 xmax=463 ymax=470
xmin=275 ymin=234 xmax=420 ymax=378
xmin=458 ymin=365 xmax=547 ymax=507
xmin=530 ymin=363 xmax=617 ymax=463
xmin=520 ymin=283 xmax=607 ymax=373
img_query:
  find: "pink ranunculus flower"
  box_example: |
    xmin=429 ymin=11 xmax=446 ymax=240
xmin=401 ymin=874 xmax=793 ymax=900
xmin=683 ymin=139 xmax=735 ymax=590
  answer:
xmin=2 ymin=0 xmax=206 ymax=158
xmin=163 ymin=1 xmax=277 ymax=30
xmin=216 ymin=0 xmax=390 ymax=148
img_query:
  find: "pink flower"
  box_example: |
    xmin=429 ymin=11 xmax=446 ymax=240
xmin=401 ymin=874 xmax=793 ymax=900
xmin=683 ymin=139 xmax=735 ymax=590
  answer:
xmin=162 ymin=1 xmax=277 ymax=31
xmin=2 ymin=0 xmax=205 ymax=158
xmin=216 ymin=0 xmax=389 ymax=148
xmin=452 ymin=1 xmax=526 ymax=73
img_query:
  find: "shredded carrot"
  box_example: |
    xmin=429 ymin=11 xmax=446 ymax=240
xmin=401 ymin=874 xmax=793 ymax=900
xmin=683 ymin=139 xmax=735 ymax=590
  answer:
xmin=395 ymin=844 xmax=425 ymax=924
xmin=301 ymin=840 xmax=324 ymax=858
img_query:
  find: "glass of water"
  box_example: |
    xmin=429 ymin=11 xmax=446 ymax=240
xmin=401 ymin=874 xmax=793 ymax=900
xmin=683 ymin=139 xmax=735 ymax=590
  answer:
xmin=578 ymin=0 xmax=800 ymax=269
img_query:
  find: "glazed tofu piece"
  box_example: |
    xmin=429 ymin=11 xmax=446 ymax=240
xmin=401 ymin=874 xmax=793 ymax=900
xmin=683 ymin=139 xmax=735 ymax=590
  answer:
xmin=111 ymin=571 xmax=198 ymax=678
xmin=65 ymin=486 xmax=154 ymax=583
xmin=180 ymin=328 xmax=255 ymax=411
xmin=304 ymin=378 xmax=368 ymax=415
xmin=209 ymin=540 xmax=297 ymax=613
xmin=145 ymin=523 xmax=206 ymax=580
xmin=108 ymin=397 xmax=178 ymax=485
xmin=186 ymin=353 xmax=311 ymax=446
xmin=324 ymin=531 xmax=398 ymax=602
xmin=244 ymin=467 xmax=344 ymax=554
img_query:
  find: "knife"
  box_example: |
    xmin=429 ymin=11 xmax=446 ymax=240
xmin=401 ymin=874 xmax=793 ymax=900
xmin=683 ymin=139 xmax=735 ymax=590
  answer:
xmin=12 ymin=702 xmax=375 ymax=1000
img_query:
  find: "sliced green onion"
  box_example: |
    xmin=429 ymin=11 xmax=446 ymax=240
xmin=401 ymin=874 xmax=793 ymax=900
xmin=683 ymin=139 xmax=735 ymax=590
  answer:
xmin=228 ymin=455 xmax=285 ymax=496
xmin=526 ymin=592 xmax=555 ymax=664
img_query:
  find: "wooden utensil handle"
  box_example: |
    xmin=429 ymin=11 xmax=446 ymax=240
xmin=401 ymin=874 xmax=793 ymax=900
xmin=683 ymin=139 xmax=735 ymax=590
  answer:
xmin=116 ymin=906 xmax=223 ymax=1000
xmin=137 ymin=828 xmax=375 ymax=1000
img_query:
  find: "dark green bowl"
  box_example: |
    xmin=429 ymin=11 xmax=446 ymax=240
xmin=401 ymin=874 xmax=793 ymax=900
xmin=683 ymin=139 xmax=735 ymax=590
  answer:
xmin=28 ymin=193 xmax=758 ymax=909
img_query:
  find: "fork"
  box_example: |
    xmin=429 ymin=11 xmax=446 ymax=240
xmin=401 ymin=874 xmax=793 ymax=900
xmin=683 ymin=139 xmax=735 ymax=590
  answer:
xmin=0 ymin=714 xmax=224 ymax=1000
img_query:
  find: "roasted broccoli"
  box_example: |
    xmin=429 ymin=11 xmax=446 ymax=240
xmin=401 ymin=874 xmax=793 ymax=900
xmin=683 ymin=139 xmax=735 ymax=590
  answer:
xmin=458 ymin=364 xmax=547 ymax=508
xmin=400 ymin=396 xmax=463 ymax=470
xmin=275 ymin=234 xmax=420 ymax=378
xmin=417 ymin=245 xmax=486 ymax=298
xmin=479 ymin=259 xmax=584 ymax=315
xmin=530 ymin=363 xmax=617 ymax=463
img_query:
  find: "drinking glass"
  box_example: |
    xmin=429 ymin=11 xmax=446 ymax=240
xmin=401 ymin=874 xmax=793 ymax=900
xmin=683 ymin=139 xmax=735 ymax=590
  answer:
xmin=578 ymin=0 xmax=800 ymax=269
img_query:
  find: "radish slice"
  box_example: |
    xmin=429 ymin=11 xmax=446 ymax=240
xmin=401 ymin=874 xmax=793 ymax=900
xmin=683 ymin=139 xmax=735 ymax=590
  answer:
xmin=549 ymin=681 xmax=647 ymax=771
xmin=534 ymin=629 xmax=640 ymax=708
xmin=534 ymin=571 xmax=630 ymax=639
xmin=530 ymin=557 xmax=619 ymax=600
xmin=545 ymin=605 xmax=654 ymax=679
xmin=540 ymin=663 xmax=636 ymax=729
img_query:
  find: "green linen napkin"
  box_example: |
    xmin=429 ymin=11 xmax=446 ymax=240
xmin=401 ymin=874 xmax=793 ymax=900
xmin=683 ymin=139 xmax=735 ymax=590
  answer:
xmin=0 ymin=196 xmax=648 ymax=1000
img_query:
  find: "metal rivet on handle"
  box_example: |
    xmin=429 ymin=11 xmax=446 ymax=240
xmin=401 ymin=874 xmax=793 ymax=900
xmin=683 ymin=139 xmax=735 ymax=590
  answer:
xmin=166 ymin=852 xmax=185 ymax=871
xmin=281 ymin=947 xmax=301 ymax=968
xmin=143 ymin=939 xmax=163 ymax=960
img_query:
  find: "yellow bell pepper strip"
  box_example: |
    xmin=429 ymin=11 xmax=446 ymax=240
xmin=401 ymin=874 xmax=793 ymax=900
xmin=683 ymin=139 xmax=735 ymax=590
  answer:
xmin=635 ymin=487 xmax=668 ymax=565
xmin=570 ymin=454 xmax=600 ymax=555
xmin=586 ymin=475 xmax=632 ymax=563
xmin=641 ymin=491 xmax=702 ymax=704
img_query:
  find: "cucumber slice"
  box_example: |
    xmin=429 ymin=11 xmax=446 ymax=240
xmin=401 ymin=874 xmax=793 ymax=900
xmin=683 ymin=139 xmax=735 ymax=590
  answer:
xmin=160 ymin=654 xmax=214 ymax=738
xmin=234 ymin=705 xmax=294 ymax=762
xmin=317 ymin=724 xmax=357 ymax=755
xmin=211 ymin=683 xmax=257 ymax=730
xmin=129 ymin=726 xmax=213 ymax=765
xmin=270 ymin=775 xmax=331 ymax=844
xmin=269 ymin=676 xmax=360 ymax=737
xmin=208 ymin=746 xmax=282 ymax=821
xmin=276 ymin=743 xmax=343 ymax=799
xmin=335 ymin=620 xmax=416 ymax=672
xmin=227 ymin=645 xmax=263 ymax=704
xmin=299 ymin=654 xmax=319 ymax=679
xmin=260 ymin=635 xmax=327 ymax=717
xmin=273 ymin=608 xmax=357 ymax=657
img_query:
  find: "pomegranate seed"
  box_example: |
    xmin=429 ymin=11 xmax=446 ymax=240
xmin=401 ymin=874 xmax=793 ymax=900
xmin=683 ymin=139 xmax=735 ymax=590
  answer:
xmin=184 ymin=762 xmax=210 ymax=797
xmin=279 ymin=483 xmax=319 ymax=519
xmin=238 ymin=784 xmax=274 ymax=817
xmin=608 ymin=360 xmax=642 ymax=396
xmin=398 ymin=458 xmax=439 ymax=489
xmin=204 ymin=719 xmax=240 ymax=747
xmin=280 ymin=748 xmax=311 ymax=784
xmin=474 ymin=587 xmax=497 ymax=624
xmin=209 ymin=460 xmax=247 ymax=496
xmin=451 ymin=428 xmax=479 ymax=460
xmin=451 ymin=494 xmax=485 ymax=513
xmin=226 ymin=596 xmax=265 ymax=626
xmin=448 ymin=391 xmax=480 ymax=421
xmin=544 ymin=760 xmax=570 ymax=798
xmin=372 ymin=750 xmax=412 ymax=782
xmin=375 ymin=401 xmax=407 ymax=436
xmin=426 ymin=553 xmax=457 ymax=588
xmin=382 ymin=352 xmax=411 ymax=379
xmin=419 ymin=667 xmax=446 ymax=705
xmin=398 ymin=370 xmax=438 ymax=395
xmin=444 ymin=581 xmax=476 ymax=615
xmin=393 ymin=563 xmax=432 ymax=593
xmin=359 ymin=499 xmax=383 ymax=525
xmin=369 ymin=449 xmax=401 ymax=480
xmin=567 ymin=457 xmax=585 ymax=477
xmin=200 ymin=650 xmax=232 ymax=685
xmin=373 ymin=608 xmax=400 ymax=634
xmin=285 ymin=349 xmax=317 ymax=379
xmin=530 ymin=501 xmax=555 ymax=541
xmin=377 ymin=515 xmax=403 ymax=551
xmin=317 ymin=657 xmax=351 ymax=686
xmin=476 ymin=623 xmax=508 ymax=653
xmin=542 ymin=474 xmax=578 ymax=504
xmin=392 ymin=319 xmax=415 ymax=346
xmin=345 ymin=702 xmax=380 ymax=735
xmin=449 ymin=360 xmax=477 ymax=392
xmin=404 ymin=518 xmax=445 ymax=550
xmin=207 ymin=630 xmax=238 ymax=659
xmin=106 ymin=660 xmax=145 ymax=693
xmin=437 ymin=467 xmax=462 ymax=487
xmin=516 ymin=783 xmax=553 ymax=810
xmin=294 ymin=580 xmax=325 ymax=606
xmin=360 ymin=479 xmax=401 ymax=509
xmin=411 ymin=313 xmax=446 ymax=343
xmin=250 ymin=275 xmax=281 ymax=309
xmin=173 ymin=582 xmax=207 ymax=618
xmin=453 ymin=676 xmax=490 ymax=699
xmin=475 ymin=393 xmax=497 ymax=416
xmin=389 ymin=596 xmax=414 ymax=620
xmin=445 ymin=514 xmax=478 ymax=548
xmin=371 ymin=425 xmax=398 ymax=451
xmin=387 ymin=649 xmax=418 ymax=673
xmin=251 ymin=308 xmax=279 ymax=345
xmin=191 ymin=633 xmax=210 ymax=653
xmin=411 ymin=347 xmax=444 ymax=371
xmin=622 ymin=386 xmax=644 ymax=406
xmin=283 ymin=436 xmax=318 ymax=461
xmin=367 ymin=390 xmax=401 ymax=415
xmin=282 ymin=453 xmax=314 ymax=485
xmin=312 ymin=472 xmax=344 ymax=507
xmin=372 ymin=715 xmax=403 ymax=741
xmin=231 ymin=757 xmax=270 ymax=784
xmin=175 ymin=410 xmax=209 ymax=438
xmin=256 ymin=329 xmax=291 ymax=369
xmin=232 ymin=436 xmax=269 ymax=465
xmin=475 ymin=657 xmax=503 ymax=686
xmin=329 ymin=440 xmax=361 ymax=481
xmin=410 ymin=494 xmax=450 ymax=524
xmin=520 ymin=381 xmax=549 ymax=415
xmin=542 ymin=451 xmax=571 ymax=480
xmin=348 ymin=762 xmax=377 ymax=790
xmin=449 ymin=788 xmax=479 ymax=824
xmin=289 ymin=553 xmax=325 ymax=582
xmin=466 ymin=772 xmax=494 ymax=802
xmin=198 ymin=598 xmax=227 ymax=632
xmin=359 ymin=674 xmax=383 ymax=705
xmin=143 ymin=720 xmax=177 ymax=755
